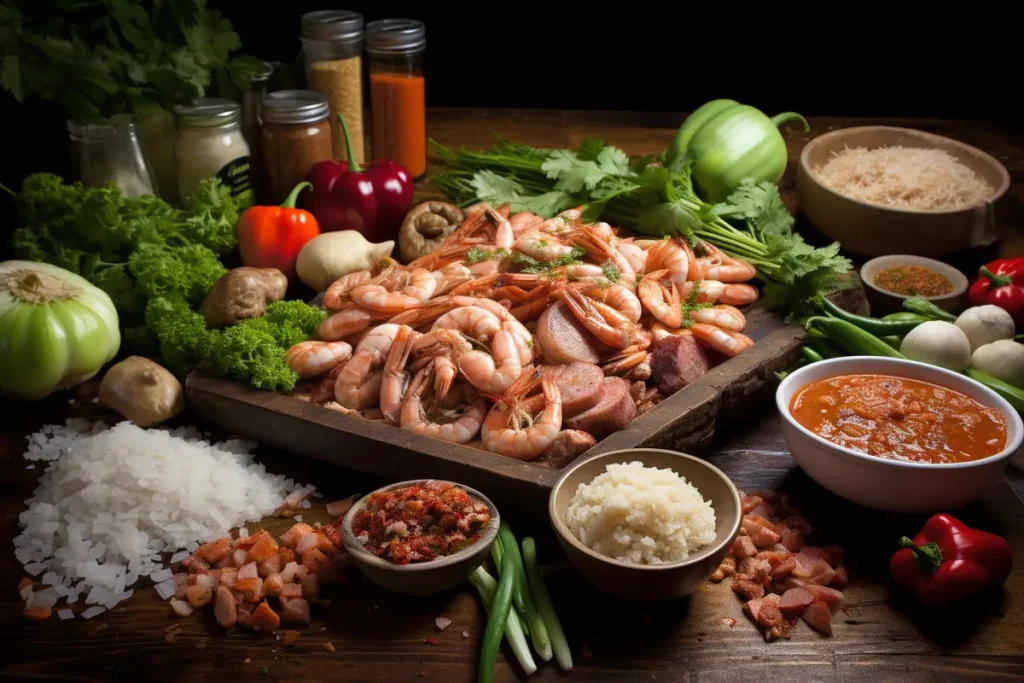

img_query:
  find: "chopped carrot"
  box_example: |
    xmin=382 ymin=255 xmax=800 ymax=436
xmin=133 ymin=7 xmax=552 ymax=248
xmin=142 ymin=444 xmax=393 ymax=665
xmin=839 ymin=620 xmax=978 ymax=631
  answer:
xmin=247 ymin=535 xmax=280 ymax=565
xmin=278 ymin=548 xmax=295 ymax=565
xmin=252 ymin=601 xmax=281 ymax=632
xmin=24 ymin=606 xmax=52 ymax=620
xmin=17 ymin=577 xmax=34 ymax=592
xmin=196 ymin=537 xmax=231 ymax=563
xmin=301 ymin=548 xmax=327 ymax=572
xmin=236 ymin=577 xmax=264 ymax=602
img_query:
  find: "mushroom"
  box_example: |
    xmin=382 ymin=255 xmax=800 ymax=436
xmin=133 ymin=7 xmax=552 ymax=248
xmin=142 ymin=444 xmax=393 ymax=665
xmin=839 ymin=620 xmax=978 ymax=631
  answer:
xmin=199 ymin=267 xmax=287 ymax=328
xmin=399 ymin=202 xmax=466 ymax=262
xmin=99 ymin=356 xmax=185 ymax=427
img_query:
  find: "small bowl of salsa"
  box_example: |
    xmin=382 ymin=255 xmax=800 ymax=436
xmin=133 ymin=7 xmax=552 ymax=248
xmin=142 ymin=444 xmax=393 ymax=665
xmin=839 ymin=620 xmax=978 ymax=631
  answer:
xmin=776 ymin=357 xmax=1022 ymax=513
xmin=860 ymin=255 xmax=968 ymax=314
xmin=341 ymin=480 xmax=499 ymax=595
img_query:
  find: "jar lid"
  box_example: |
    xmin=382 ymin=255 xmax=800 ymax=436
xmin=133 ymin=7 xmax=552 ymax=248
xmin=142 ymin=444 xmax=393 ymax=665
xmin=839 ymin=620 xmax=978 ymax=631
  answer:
xmin=251 ymin=61 xmax=275 ymax=84
xmin=301 ymin=10 xmax=364 ymax=44
xmin=174 ymin=99 xmax=241 ymax=129
xmin=366 ymin=19 xmax=426 ymax=55
xmin=262 ymin=90 xmax=330 ymax=125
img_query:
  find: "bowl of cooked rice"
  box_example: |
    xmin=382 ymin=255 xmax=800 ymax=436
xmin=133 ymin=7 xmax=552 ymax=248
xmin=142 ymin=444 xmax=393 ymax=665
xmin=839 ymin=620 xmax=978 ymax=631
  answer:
xmin=548 ymin=448 xmax=741 ymax=601
xmin=797 ymin=126 xmax=1009 ymax=258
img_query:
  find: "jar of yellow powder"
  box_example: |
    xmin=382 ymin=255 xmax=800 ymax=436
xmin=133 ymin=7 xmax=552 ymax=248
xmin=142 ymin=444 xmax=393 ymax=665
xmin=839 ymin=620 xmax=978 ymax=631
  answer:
xmin=300 ymin=10 xmax=365 ymax=166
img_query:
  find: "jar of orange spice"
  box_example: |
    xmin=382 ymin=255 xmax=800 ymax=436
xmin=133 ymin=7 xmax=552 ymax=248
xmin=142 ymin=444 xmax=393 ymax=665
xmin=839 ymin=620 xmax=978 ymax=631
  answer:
xmin=366 ymin=19 xmax=426 ymax=179
xmin=261 ymin=90 xmax=332 ymax=204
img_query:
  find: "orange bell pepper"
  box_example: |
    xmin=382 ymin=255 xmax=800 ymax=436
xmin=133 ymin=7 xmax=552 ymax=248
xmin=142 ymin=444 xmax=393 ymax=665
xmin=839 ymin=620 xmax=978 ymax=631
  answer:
xmin=237 ymin=182 xmax=320 ymax=281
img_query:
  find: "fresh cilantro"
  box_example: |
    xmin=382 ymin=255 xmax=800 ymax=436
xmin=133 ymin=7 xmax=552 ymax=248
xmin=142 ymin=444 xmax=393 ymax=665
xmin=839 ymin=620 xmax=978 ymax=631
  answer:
xmin=466 ymin=246 xmax=508 ymax=265
xmin=635 ymin=272 xmax=644 ymax=288
xmin=601 ymin=263 xmax=621 ymax=283
xmin=680 ymin=280 xmax=712 ymax=328
xmin=511 ymin=246 xmax=585 ymax=274
xmin=469 ymin=171 xmax=575 ymax=216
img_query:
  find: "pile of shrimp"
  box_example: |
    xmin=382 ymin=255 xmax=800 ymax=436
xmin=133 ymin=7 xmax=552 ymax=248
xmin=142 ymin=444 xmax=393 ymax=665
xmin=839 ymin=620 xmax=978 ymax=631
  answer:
xmin=285 ymin=203 xmax=758 ymax=461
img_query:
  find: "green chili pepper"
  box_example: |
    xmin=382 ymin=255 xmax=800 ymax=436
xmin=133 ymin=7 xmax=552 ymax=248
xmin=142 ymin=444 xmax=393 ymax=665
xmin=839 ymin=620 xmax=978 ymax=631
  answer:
xmin=902 ymin=297 xmax=957 ymax=322
xmin=479 ymin=538 xmax=517 ymax=683
xmin=965 ymin=369 xmax=1024 ymax=415
xmin=883 ymin=312 xmax=931 ymax=323
xmin=818 ymin=296 xmax=922 ymax=335
xmin=805 ymin=316 xmax=905 ymax=359
xmin=805 ymin=328 xmax=842 ymax=358
xmin=801 ymin=346 xmax=824 ymax=364
xmin=880 ymin=335 xmax=904 ymax=351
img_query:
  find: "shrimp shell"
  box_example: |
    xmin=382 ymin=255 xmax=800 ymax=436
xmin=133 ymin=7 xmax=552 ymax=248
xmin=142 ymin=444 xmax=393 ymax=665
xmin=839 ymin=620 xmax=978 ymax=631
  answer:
xmin=349 ymin=268 xmax=437 ymax=313
xmin=400 ymin=365 xmax=485 ymax=444
xmin=286 ymin=341 xmax=353 ymax=379
xmin=482 ymin=370 xmax=562 ymax=461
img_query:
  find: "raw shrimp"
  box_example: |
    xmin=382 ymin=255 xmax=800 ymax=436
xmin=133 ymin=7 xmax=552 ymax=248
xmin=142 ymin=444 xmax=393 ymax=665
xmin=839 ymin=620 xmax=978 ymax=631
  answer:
xmin=323 ymin=270 xmax=373 ymax=311
xmin=688 ymin=304 xmax=747 ymax=332
xmin=482 ymin=369 xmax=562 ymax=460
xmin=349 ymin=267 xmax=437 ymax=313
xmin=560 ymin=286 xmax=641 ymax=350
xmin=513 ymin=231 xmax=576 ymax=262
xmin=286 ymin=341 xmax=353 ymax=379
xmin=645 ymin=237 xmax=696 ymax=286
xmin=400 ymin=365 xmax=486 ymax=444
xmin=698 ymin=244 xmax=757 ymax=282
xmin=580 ymin=283 xmax=642 ymax=323
xmin=638 ymin=269 xmax=683 ymax=328
xmin=679 ymin=280 xmax=759 ymax=306
xmin=334 ymin=324 xmax=401 ymax=408
xmin=690 ymin=323 xmax=754 ymax=357
xmin=318 ymin=306 xmax=391 ymax=341
xmin=380 ymin=325 xmax=419 ymax=424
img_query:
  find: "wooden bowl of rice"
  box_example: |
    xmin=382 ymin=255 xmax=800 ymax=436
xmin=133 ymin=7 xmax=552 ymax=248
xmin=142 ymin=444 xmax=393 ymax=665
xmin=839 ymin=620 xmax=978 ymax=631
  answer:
xmin=548 ymin=449 xmax=741 ymax=602
xmin=797 ymin=126 xmax=1009 ymax=258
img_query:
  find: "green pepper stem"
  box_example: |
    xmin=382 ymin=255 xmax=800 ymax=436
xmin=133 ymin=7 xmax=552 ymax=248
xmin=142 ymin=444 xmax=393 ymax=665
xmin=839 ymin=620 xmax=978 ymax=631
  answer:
xmin=338 ymin=113 xmax=362 ymax=172
xmin=980 ymin=265 xmax=1013 ymax=288
xmin=770 ymin=111 xmax=810 ymax=133
xmin=899 ymin=537 xmax=944 ymax=576
xmin=281 ymin=182 xmax=312 ymax=209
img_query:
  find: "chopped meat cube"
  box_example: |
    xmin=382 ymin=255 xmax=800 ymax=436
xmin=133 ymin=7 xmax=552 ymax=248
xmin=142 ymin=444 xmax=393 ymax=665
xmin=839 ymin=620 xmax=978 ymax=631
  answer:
xmin=731 ymin=535 xmax=758 ymax=559
xmin=246 ymin=535 xmax=280 ymax=565
xmin=801 ymin=600 xmax=833 ymax=636
xmin=258 ymin=554 xmax=283 ymax=578
xmin=804 ymin=585 xmax=846 ymax=614
xmin=732 ymin=575 xmax=765 ymax=601
xmin=280 ymin=582 xmax=303 ymax=599
xmin=279 ymin=597 xmax=311 ymax=625
xmin=830 ymin=566 xmax=849 ymax=589
xmin=252 ymin=601 xmax=281 ymax=631
xmin=742 ymin=518 xmax=780 ymax=548
xmin=741 ymin=495 xmax=763 ymax=515
xmin=770 ymin=557 xmax=797 ymax=580
xmin=821 ymin=545 xmax=845 ymax=568
xmin=778 ymin=587 xmax=815 ymax=616
xmin=262 ymin=573 xmax=284 ymax=597
xmin=214 ymin=586 xmax=237 ymax=627
xmin=280 ymin=523 xmax=316 ymax=549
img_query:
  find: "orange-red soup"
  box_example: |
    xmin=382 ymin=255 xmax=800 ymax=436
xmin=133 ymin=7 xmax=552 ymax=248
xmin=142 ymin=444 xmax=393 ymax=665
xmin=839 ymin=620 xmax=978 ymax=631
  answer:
xmin=789 ymin=374 xmax=1007 ymax=464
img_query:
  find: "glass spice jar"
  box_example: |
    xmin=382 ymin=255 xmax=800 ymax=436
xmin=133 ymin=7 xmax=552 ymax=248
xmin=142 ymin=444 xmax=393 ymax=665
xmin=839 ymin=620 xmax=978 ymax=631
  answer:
xmin=174 ymin=99 xmax=254 ymax=207
xmin=68 ymin=115 xmax=157 ymax=198
xmin=366 ymin=19 xmax=426 ymax=179
xmin=240 ymin=61 xmax=275 ymax=203
xmin=301 ymin=10 xmax=365 ymax=165
xmin=261 ymin=90 xmax=333 ymax=204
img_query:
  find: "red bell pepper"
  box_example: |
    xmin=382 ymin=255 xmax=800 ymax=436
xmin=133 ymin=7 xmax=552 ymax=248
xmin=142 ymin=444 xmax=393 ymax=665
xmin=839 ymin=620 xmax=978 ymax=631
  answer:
xmin=969 ymin=257 xmax=1024 ymax=328
xmin=889 ymin=513 xmax=1012 ymax=606
xmin=303 ymin=114 xmax=413 ymax=243
xmin=237 ymin=182 xmax=320 ymax=281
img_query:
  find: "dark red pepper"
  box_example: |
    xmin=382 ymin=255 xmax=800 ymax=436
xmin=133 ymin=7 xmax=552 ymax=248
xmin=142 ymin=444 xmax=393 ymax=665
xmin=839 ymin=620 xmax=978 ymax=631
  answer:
xmin=968 ymin=257 xmax=1024 ymax=328
xmin=889 ymin=513 xmax=1012 ymax=606
xmin=303 ymin=114 xmax=414 ymax=243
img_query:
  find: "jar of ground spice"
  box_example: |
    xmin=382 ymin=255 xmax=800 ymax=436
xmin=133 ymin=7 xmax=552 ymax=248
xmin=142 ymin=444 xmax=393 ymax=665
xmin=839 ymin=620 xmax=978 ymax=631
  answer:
xmin=301 ymin=10 xmax=365 ymax=165
xmin=262 ymin=90 xmax=332 ymax=203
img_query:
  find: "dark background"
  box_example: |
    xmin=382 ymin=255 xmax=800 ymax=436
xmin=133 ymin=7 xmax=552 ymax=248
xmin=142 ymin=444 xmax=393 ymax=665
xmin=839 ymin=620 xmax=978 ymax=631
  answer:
xmin=2 ymin=12 xmax=1016 ymax=240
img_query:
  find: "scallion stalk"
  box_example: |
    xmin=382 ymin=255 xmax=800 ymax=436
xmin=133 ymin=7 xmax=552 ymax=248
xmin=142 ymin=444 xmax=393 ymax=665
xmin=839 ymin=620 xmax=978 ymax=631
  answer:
xmin=469 ymin=566 xmax=537 ymax=676
xmin=522 ymin=538 xmax=572 ymax=671
xmin=498 ymin=523 xmax=552 ymax=662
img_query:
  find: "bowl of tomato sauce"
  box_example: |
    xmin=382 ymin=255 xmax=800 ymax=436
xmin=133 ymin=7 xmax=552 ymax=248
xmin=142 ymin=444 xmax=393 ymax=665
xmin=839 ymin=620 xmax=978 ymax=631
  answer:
xmin=776 ymin=357 xmax=1022 ymax=513
xmin=341 ymin=479 xmax=499 ymax=595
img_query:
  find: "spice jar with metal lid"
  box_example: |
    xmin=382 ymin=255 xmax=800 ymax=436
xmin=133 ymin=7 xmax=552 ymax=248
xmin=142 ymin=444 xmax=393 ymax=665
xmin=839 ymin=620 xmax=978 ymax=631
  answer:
xmin=241 ymin=61 xmax=275 ymax=202
xmin=367 ymin=19 xmax=426 ymax=179
xmin=174 ymin=99 xmax=254 ymax=207
xmin=262 ymin=90 xmax=333 ymax=204
xmin=301 ymin=10 xmax=365 ymax=166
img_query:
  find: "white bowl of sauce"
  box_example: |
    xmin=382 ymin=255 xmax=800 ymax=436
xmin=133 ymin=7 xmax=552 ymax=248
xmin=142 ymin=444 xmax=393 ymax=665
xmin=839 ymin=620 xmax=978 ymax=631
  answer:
xmin=776 ymin=356 xmax=1022 ymax=513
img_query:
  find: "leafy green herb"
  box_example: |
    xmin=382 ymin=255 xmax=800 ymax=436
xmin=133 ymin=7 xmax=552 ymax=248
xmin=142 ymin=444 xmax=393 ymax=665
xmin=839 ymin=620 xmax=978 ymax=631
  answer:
xmin=680 ymin=281 xmax=712 ymax=328
xmin=512 ymin=246 xmax=586 ymax=274
xmin=0 ymin=0 xmax=266 ymax=119
xmin=601 ymin=263 xmax=621 ymax=283
xmin=466 ymin=246 xmax=509 ymax=265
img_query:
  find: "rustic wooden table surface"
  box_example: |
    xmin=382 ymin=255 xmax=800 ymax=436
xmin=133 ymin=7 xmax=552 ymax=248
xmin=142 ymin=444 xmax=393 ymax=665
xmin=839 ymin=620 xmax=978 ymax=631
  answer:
xmin=3 ymin=110 xmax=1024 ymax=682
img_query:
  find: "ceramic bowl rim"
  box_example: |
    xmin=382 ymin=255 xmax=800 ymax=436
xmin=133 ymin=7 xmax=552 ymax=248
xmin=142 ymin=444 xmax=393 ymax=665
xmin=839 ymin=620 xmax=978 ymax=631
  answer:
xmin=860 ymin=255 xmax=968 ymax=303
xmin=341 ymin=479 xmax=500 ymax=573
xmin=548 ymin=448 xmax=742 ymax=572
xmin=799 ymin=125 xmax=1010 ymax=216
xmin=776 ymin=356 xmax=1023 ymax=470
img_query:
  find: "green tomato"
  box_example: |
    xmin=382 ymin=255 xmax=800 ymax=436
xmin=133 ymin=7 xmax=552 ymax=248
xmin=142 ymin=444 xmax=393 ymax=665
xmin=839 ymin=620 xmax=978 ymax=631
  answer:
xmin=0 ymin=261 xmax=120 ymax=399
xmin=667 ymin=101 xmax=809 ymax=203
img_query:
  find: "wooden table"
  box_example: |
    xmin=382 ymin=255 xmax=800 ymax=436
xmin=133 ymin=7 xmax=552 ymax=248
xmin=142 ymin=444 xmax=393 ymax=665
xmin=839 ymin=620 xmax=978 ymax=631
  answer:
xmin=2 ymin=110 xmax=1024 ymax=682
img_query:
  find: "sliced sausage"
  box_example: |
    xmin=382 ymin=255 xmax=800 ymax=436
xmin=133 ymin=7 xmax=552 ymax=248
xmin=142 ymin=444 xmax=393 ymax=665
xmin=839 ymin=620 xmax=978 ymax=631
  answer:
xmin=544 ymin=363 xmax=605 ymax=417
xmin=565 ymin=377 xmax=636 ymax=437
xmin=540 ymin=430 xmax=597 ymax=469
xmin=536 ymin=301 xmax=606 ymax=364
xmin=649 ymin=334 xmax=719 ymax=396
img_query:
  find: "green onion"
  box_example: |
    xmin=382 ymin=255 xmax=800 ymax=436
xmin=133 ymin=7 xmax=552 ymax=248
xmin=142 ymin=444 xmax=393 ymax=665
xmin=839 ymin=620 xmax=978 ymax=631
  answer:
xmin=469 ymin=566 xmax=536 ymax=679
xmin=522 ymin=538 xmax=573 ymax=671
xmin=496 ymin=523 xmax=550 ymax=660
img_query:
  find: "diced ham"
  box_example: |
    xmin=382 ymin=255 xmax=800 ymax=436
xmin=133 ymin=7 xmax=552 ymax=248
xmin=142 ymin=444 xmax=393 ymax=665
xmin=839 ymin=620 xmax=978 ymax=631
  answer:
xmin=808 ymin=564 xmax=836 ymax=587
xmin=545 ymin=362 xmax=605 ymax=417
xmin=238 ymin=562 xmax=258 ymax=580
xmin=233 ymin=530 xmax=268 ymax=550
xmin=748 ymin=505 xmax=772 ymax=519
xmin=180 ymin=555 xmax=209 ymax=572
xmin=778 ymin=526 xmax=804 ymax=552
xmin=280 ymin=582 xmax=303 ymax=599
xmin=246 ymin=535 xmax=280 ymax=565
xmin=801 ymin=600 xmax=832 ymax=636
xmin=293 ymin=565 xmax=310 ymax=581
xmin=214 ymin=555 xmax=232 ymax=569
xmin=732 ymin=535 xmax=757 ymax=559
xmin=783 ymin=576 xmax=813 ymax=590
xmin=263 ymin=573 xmax=284 ymax=597
xmin=296 ymin=533 xmax=320 ymax=554
xmin=219 ymin=568 xmax=238 ymax=588
xmin=795 ymin=547 xmax=830 ymax=572
xmin=740 ymin=495 xmax=763 ymax=515
xmin=232 ymin=549 xmax=248 ymax=568
xmin=742 ymin=518 xmax=781 ymax=548
xmin=185 ymin=584 xmax=213 ymax=608
xmin=732 ymin=575 xmax=765 ymax=601
xmin=196 ymin=538 xmax=231 ymax=564
xmin=831 ymin=566 xmax=849 ymax=589
xmin=302 ymin=548 xmax=328 ymax=572
xmin=252 ymin=601 xmax=281 ymax=631
xmin=778 ymin=587 xmax=815 ymax=616
xmin=280 ymin=523 xmax=316 ymax=549
xmin=214 ymin=586 xmax=237 ymax=627
xmin=752 ymin=559 xmax=773 ymax=586
xmin=770 ymin=557 xmax=797 ymax=580
xmin=780 ymin=516 xmax=813 ymax=534
xmin=279 ymin=597 xmax=312 ymax=625
xmin=236 ymin=577 xmax=263 ymax=603
xmin=24 ymin=606 xmax=52 ymax=620
xmin=195 ymin=573 xmax=219 ymax=592
xmin=279 ymin=562 xmax=300 ymax=584
xmin=804 ymin=585 xmax=845 ymax=614
xmin=279 ymin=548 xmax=295 ymax=565
xmin=301 ymin=573 xmax=320 ymax=600
xmin=258 ymin=554 xmax=283 ymax=578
